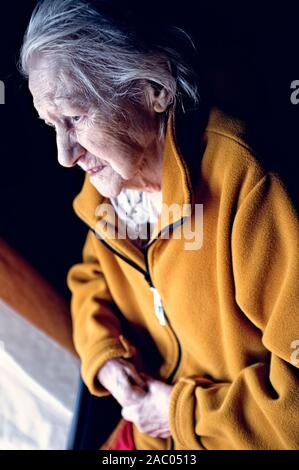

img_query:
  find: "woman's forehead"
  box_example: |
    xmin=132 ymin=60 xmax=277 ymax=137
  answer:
xmin=29 ymin=65 xmax=78 ymax=107
xmin=29 ymin=55 xmax=75 ymax=92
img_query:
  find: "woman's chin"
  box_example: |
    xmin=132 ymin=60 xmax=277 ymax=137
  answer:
xmin=101 ymin=187 xmax=122 ymax=198
xmin=89 ymin=174 xmax=123 ymax=198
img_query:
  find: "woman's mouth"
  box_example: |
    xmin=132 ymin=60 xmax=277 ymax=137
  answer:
xmin=87 ymin=165 xmax=105 ymax=176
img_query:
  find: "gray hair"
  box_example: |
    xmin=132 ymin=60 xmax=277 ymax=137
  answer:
xmin=20 ymin=0 xmax=199 ymax=135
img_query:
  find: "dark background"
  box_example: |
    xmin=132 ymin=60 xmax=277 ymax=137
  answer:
xmin=0 ymin=0 xmax=298 ymax=299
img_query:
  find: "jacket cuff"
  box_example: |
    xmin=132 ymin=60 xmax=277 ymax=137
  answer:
xmin=169 ymin=377 xmax=213 ymax=449
xmin=82 ymin=335 xmax=136 ymax=396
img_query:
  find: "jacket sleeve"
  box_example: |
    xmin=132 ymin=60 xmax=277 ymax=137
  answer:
xmin=67 ymin=230 xmax=136 ymax=396
xmin=169 ymin=174 xmax=299 ymax=449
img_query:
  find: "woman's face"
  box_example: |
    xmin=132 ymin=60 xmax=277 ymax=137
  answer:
xmin=28 ymin=60 xmax=164 ymax=198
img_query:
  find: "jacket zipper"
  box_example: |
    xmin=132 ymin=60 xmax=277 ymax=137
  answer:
xmin=87 ymin=226 xmax=183 ymax=382
xmin=143 ymin=242 xmax=182 ymax=384
xmin=81 ymin=219 xmax=184 ymax=450
xmin=143 ymin=244 xmax=180 ymax=452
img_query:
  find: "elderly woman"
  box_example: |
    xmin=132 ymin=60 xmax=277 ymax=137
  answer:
xmin=20 ymin=0 xmax=299 ymax=450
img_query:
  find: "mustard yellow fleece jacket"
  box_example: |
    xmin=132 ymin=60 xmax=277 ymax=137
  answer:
xmin=67 ymin=107 xmax=299 ymax=450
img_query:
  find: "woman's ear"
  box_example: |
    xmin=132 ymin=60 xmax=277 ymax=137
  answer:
xmin=146 ymin=82 xmax=173 ymax=113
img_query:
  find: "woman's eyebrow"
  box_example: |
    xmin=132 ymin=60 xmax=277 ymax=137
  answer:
xmin=55 ymin=94 xmax=74 ymax=101
xmin=54 ymin=95 xmax=87 ymax=109
xmin=55 ymin=94 xmax=82 ymax=103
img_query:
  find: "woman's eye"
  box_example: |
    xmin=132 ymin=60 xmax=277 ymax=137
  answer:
xmin=71 ymin=116 xmax=82 ymax=124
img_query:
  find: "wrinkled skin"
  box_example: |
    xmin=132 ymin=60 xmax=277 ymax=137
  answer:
xmin=28 ymin=56 xmax=173 ymax=438
xmin=98 ymin=358 xmax=172 ymax=438
xmin=29 ymin=57 xmax=167 ymax=198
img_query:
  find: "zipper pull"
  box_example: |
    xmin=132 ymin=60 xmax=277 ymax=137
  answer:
xmin=150 ymin=287 xmax=166 ymax=326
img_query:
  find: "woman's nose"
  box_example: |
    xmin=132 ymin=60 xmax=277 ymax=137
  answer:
xmin=56 ymin=132 xmax=85 ymax=168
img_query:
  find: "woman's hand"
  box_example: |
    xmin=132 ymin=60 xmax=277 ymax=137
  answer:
xmin=97 ymin=357 xmax=147 ymax=407
xmin=121 ymin=377 xmax=172 ymax=439
xmin=98 ymin=360 xmax=173 ymax=439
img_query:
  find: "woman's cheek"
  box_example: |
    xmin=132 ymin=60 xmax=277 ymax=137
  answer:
xmin=81 ymin=126 xmax=140 ymax=179
xmin=90 ymin=166 xmax=124 ymax=198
